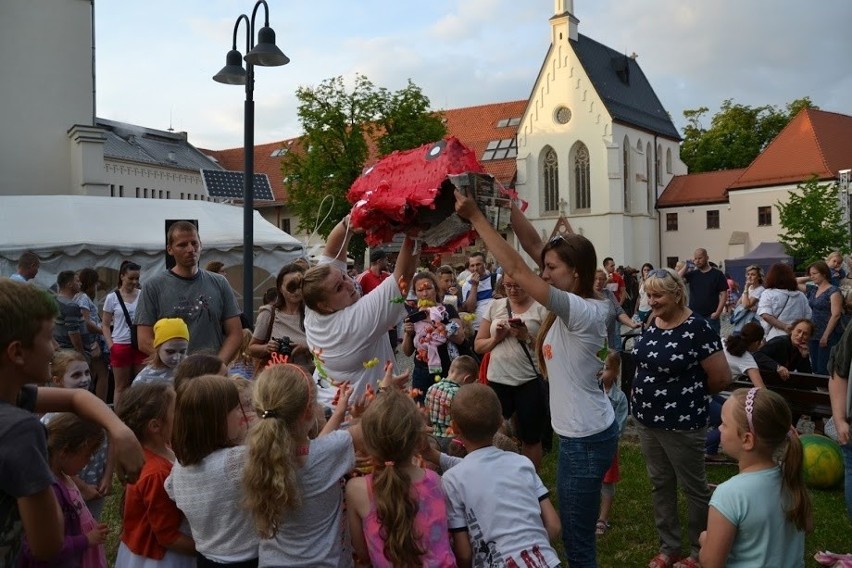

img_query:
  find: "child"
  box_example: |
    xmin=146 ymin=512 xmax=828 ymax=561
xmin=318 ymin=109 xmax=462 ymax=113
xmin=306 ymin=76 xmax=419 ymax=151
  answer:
xmin=227 ymin=329 xmax=255 ymax=380
xmin=827 ymin=251 xmax=847 ymax=286
xmin=166 ymin=375 xmax=258 ymax=566
xmin=173 ymin=354 xmax=227 ymax=392
xmin=243 ymin=364 xmax=354 ymax=567
xmin=47 ymin=350 xmax=112 ymax=521
xmin=19 ymin=413 xmax=109 ymax=568
xmin=134 ymin=318 xmax=189 ymax=385
xmin=440 ymin=383 xmax=561 ymax=567
xmin=115 ymin=382 xmax=196 ymax=567
xmin=345 ymin=389 xmax=455 ymax=567
xmin=0 ymin=278 xmax=144 ymax=566
xmin=424 ymin=355 xmax=478 ymax=452
xmin=699 ymin=387 xmax=812 ymax=568
xmin=596 ymin=351 xmax=628 ymax=536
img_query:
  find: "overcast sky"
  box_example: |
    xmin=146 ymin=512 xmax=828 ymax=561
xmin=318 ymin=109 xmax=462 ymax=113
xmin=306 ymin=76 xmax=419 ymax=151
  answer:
xmin=95 ymin=0 xmax=852 ymax=151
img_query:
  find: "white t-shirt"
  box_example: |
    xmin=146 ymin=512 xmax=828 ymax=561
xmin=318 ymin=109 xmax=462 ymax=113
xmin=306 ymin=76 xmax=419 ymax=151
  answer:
xmin=259 ymin=430 xmax=356 ymax=568
xmin=710 ymin=467 xmax=805 ymax=568
xmin=484 ymin=299 xmax=548 ymax=386
xmin=722 ymin=347 xmax=758 ymax=378
xmin=102 ymin=290 xmax=140 ymax=344
xmin=543 ymin=288 xmax=614 ymax=437
xmin=305 ymin=257 xmax=406 ymax=406
xmin=756 ymin=289 xmax=812 ymax=341
xmin=442 ymin=446 xmax=560 ymax=568
xmin=165 ymin=446 xmax=258 ymax=563
xmin=461 ymin=272 xmax=495 ymax=331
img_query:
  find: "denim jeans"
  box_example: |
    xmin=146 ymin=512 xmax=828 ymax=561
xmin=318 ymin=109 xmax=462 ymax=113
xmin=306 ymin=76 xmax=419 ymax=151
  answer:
xmin=557 ymin=420 xmax=618 ymax=568
xmin=843 ymin=442 xmax=852 ymax=520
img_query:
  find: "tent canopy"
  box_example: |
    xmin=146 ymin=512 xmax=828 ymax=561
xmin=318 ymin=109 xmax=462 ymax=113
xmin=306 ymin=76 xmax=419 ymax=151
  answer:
xmin=724 ymin=241 xmax=793 ymax=289
xmin=0 ymin=196 xmax=304 ymax=298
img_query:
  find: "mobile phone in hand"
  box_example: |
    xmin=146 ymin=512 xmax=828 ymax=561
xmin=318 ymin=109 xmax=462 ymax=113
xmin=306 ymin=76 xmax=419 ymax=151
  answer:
xmin=508 ymin=318 xmax=524 ymax=328
xmin=405 ymin=310 xmax=428 ymax=324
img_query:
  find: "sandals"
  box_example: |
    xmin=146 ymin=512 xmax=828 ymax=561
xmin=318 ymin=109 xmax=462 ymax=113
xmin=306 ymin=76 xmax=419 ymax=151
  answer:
xmin=673 ymin=558 xmax=702 ymax=568
xmin=595 ymin=519 xmax=610 ymax=536
xmin=648 ymin=553 xmax=682 ymax=568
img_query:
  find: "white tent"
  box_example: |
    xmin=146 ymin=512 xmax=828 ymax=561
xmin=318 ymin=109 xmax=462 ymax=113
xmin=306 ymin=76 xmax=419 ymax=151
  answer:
xmin=0 ymin=196 xmax=304 ymax=298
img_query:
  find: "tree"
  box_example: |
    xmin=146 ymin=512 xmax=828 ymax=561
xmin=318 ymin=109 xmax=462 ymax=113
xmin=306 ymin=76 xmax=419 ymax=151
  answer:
xmin=680 ymin=97 xmax=817 ymax=173
xmin=282 ymin=75 xmax=446 ymax=259
xmin=776 ymin=175 xmax=850 ymax=269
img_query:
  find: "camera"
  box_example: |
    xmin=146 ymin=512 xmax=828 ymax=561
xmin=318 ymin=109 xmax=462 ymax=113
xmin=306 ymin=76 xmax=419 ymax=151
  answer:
xmin=272 ymin=336 xmax=292 ymax=356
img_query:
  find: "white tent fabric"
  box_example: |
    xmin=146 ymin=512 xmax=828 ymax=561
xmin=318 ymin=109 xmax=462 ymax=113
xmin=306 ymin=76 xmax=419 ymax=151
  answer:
xmin=0 ymin=196 xmax=305 ymax=291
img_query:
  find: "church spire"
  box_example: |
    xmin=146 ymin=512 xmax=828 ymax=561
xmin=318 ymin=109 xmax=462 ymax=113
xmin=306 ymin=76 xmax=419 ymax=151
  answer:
xmin=551 ymin=0 xmax=578 ymax=43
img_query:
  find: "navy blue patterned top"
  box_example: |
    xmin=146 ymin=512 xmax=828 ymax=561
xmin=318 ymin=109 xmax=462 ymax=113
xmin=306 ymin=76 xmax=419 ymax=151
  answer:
xmin=631 ymin=315 xmax=722 ymax=430
xmin=806 ymin=284 xmax=841 ymax=340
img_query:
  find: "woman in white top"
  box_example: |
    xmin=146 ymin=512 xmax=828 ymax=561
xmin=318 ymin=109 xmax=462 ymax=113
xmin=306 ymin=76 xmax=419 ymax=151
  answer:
xmin=102 ymin=260 xmax=145 ymax=406
xmin=474 ymin=273 xmax=549 ymax=468
xmin=301 ymin=214 xmax=416 ymax=406
xmin=634 ymin=263 xmax=654 ymax=324
xmin=757 ymin=263 xmax=811 ymax=341
xmin=455 ymin=191 xmax=615 ymax=568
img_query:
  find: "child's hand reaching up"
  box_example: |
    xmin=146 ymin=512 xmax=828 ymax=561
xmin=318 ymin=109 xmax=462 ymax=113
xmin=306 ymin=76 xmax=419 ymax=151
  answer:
xmin=322 ymin=382 xmax=353 ymax=436
xmin=86 ymin=523 xmax=109 ymax=547
xmin=379 ymin=360 xmax=410 ymax=391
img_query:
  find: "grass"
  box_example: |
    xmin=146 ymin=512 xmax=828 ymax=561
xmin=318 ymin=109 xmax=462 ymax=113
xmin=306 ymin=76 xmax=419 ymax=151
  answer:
xmin=100 ymin=436 xmax=849 ymax=567
xmin=538 ymin=436 xmax=851 ymax=567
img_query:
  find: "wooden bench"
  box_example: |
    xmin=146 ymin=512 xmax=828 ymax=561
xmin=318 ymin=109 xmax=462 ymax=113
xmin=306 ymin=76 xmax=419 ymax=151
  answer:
xmin=725 ymin=371 xmax=832 ymax=420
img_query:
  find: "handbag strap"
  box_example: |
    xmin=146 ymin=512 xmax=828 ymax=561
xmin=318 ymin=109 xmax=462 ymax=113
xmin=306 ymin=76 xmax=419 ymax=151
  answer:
xmin=115 ymin=289 xmax=132 ymax=325
xmin=506 ymin=299 xmax=538 ymax=374
xmin=262 ymin=306 xmax=276 ymax=342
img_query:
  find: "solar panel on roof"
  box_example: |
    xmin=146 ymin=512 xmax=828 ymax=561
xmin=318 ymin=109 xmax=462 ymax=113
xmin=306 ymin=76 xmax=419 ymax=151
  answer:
xmin=201 ymin=169 xmax=274 ymax=201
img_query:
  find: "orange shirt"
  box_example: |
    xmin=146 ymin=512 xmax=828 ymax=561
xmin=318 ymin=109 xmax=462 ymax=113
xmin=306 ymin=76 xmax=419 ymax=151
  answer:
xmin=121 ymin=448 xmax=185 ymax=560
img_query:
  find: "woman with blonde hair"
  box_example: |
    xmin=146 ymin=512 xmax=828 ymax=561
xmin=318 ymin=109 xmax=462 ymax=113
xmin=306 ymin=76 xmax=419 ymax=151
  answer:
xmin=301 ymin=213 xmax=415 ymax=406
xmin=631 ymin=268 xmax=731 ymax=568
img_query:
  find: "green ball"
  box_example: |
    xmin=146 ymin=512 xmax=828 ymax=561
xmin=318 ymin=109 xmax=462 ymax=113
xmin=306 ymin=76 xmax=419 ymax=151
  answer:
xmin=799 ymin=434 xmax=844 ymax=489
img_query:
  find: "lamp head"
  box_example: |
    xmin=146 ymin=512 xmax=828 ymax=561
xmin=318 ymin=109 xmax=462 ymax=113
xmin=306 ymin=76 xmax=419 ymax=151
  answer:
xmin=245 ymin=26 xmax=289 ymax=67
xmin=213 ymin=49 xmax=247 ymax=85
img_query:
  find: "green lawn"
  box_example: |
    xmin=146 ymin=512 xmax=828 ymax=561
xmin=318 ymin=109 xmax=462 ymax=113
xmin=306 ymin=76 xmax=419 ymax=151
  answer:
xmin=538 ymin=439 xmax=851 ymax=567
xmin=101 ymin=439 xmax=849 ymax=567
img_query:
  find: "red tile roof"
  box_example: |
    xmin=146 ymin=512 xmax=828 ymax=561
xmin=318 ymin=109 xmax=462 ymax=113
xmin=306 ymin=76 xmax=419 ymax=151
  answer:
xmin=656 ymin=168 xmax=747 ymax=208
xmin=203 ymin=100 xmax=527 ymax=204
xmin=728 ymin=108 xmax=852 ymax=190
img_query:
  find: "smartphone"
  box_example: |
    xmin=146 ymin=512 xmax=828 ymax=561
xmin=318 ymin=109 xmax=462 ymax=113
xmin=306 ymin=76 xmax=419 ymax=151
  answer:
xmin=507 ymin=318 xmax=524 ymax=327
xmin=405 ymin=310 xmax=428 ymax=324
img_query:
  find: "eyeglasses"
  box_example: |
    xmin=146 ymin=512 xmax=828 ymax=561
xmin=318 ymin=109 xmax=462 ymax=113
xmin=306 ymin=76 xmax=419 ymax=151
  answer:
xmin=549 ymin=234 xmax=567 ymax=245
xmin=503 ymin=284 xmax=522 ymax=290
xmin=648 ymin=269 xmax=673 ymax=279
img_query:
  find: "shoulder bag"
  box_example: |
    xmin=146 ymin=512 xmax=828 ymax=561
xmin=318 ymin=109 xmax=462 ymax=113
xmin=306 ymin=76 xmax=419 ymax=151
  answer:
xmin=253 ymin=306 xmax=276 ymax=375
xmin=114 ymin=290 xmax=139 ymax=351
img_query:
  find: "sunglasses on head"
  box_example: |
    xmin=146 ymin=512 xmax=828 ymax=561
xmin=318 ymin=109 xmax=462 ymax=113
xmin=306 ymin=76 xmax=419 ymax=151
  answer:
xmin=648 ymin=269 xmax=673 ymax=279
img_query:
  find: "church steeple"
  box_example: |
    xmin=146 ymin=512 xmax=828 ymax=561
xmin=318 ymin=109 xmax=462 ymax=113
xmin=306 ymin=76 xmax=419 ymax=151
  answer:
xmin=551 ymin=0 xmax=579 ymax=43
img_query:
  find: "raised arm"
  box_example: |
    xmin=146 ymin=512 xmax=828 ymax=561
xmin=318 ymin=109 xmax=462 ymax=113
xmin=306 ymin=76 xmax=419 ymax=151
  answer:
xmin=392 ymin=236 xmax=416 ymax=295
xmin=454 ymin=192 xmax=551 ymax=308
xmin=510 ymin=201 xmax=544 ymax=267
xmin=323 ymin=215 xmax=354 ymax=263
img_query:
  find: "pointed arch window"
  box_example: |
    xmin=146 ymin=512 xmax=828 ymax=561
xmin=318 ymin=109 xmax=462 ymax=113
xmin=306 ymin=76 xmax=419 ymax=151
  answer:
xmin=622 ymin=135 xmax=631 ymax=212
xmin=655 ymin=144 xmax=663 ymax=186
xmin=542 ymin=146 xmax=560 ymax=213
xmin=666 ymin=148 xmax=673 ymax=174
xmin=646 ymin=142 xmax=653 ymax=214
xmin=573 ymin=143 xmax=591 ymax=211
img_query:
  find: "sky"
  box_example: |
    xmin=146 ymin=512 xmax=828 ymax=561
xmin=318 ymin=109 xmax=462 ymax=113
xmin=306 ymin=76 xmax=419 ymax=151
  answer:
xmin=95 ymin=0 xmax=852 ymax=151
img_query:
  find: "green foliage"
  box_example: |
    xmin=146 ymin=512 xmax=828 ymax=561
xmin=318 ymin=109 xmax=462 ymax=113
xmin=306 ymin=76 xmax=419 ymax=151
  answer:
xmin=680 ymin=97 xmax=817 ymax=173
xmin=777 ymin=176 xmax=850 ymax=268
xmin=282 ymin=74 xmax=447 ymax=260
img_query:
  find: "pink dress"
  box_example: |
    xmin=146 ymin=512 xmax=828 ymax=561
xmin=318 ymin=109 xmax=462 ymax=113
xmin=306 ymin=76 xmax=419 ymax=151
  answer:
xmin=362 ymin=469 xmax=456 ymax=568
xmin=65 ymin=476 xmax=108 ymax=568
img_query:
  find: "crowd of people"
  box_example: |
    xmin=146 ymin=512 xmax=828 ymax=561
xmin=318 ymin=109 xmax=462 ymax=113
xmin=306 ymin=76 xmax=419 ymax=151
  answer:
xmin=2 ymin=196 xmax=851 ymax=568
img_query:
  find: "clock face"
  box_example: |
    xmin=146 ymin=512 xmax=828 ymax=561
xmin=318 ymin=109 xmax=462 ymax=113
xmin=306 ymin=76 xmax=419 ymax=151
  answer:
xmin=555 ymin=106 xmax=572 ymax=125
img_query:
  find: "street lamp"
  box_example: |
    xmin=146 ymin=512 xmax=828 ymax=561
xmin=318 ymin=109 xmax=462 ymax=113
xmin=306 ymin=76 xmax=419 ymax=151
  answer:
xmin=213 ymin=0 xmax=289 ymax=319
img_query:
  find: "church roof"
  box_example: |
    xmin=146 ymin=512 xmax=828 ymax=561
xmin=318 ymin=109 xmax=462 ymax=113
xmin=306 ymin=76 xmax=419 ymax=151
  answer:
xmin=727 ymin=108 xmax=852 ymax=190
xmin=572 ymin=34 xmax=681 ymax=140
xmin=657 ymin=168 xmax=748 ymax=208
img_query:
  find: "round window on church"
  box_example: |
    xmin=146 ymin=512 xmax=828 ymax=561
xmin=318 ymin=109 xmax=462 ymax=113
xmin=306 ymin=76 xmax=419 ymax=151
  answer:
xmin=554 ymin=106 xmax=572 ymax=125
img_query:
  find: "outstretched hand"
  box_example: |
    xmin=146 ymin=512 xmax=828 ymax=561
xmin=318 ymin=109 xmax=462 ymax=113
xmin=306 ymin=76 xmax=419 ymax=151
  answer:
xmin=454 ymin=190 xmax=480 ymax=221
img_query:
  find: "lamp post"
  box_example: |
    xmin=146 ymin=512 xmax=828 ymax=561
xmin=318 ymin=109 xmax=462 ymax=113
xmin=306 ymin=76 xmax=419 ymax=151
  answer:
xmin=213 ymin=0 xmax=289 ymax=319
